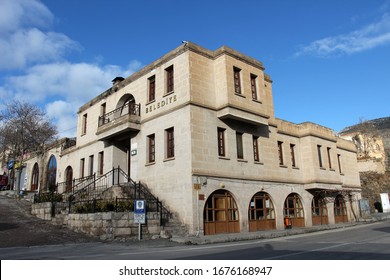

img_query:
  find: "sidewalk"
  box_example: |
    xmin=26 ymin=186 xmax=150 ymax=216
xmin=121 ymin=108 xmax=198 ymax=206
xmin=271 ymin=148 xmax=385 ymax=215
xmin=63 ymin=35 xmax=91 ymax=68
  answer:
xmin=2 ymin=190 xmax=390 ymax=247
xmin=171 ymin=214 xmax=390 ymax=245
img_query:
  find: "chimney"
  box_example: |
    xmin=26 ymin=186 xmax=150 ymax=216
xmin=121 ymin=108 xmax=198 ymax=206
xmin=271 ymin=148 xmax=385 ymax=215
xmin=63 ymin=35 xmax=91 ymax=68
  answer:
xmin=112 ymin=77 xmax=125 ymax=85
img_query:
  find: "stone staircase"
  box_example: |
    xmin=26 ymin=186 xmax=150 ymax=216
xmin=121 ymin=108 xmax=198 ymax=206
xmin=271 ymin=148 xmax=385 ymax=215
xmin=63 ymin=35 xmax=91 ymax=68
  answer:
xmin=160 ymin=212 xmax=188 ymax=238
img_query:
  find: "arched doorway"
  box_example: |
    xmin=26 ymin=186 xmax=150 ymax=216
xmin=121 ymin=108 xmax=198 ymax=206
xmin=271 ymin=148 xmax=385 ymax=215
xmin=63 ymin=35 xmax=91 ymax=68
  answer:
xmin=31 ymin=163 xmax=39 ymax=191
xmin=117 ymin=94 xmax=136 ymax=117
xmin=64 ymin=166 xmax=73 ymax=192
xmin=46 ymin=155 xmax=57 ymax=191
xmin=311 ymin=195 xmax=328 ymax=225
xmin=204 ymin=190 xmax=240 ymax=235
xmin=334 ymin=195 xmax=348 ymax=223
xmin=283 ymin=193 xmax=305 ymax=227
xmin=248 ymin=192 xmax=276 ymax=231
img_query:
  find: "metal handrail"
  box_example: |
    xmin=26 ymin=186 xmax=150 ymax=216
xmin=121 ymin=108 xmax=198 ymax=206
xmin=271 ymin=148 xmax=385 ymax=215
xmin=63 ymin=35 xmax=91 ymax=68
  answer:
xmin=57 ymin=174 xmax=95 ymax=194
xmin=38 ymin=167 xmax=171 ymax=225
xmin=98 ymin=102 xmax=140 ymax=127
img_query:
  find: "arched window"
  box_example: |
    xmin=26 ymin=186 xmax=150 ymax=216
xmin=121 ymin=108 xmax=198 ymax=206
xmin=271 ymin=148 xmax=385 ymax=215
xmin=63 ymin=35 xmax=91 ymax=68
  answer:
xmin=334 ymin=195 xmax=348 ymax=223
xmin=248 ymin=192 xmax=276 ymax=231
xmin=284 ymin=193 xmax=305 ymax=227
xmin=64 ymin=166 xmax=73 ymax=192
xmin=31 ymin=163 xmax=39 ymax=191
xmin=204 ymin=190 xmax=240 ymax=235
xmin=46 ymin=155 xmax=57 ymax=191
xmin=311 ymin=195 xmax=328 ymax=225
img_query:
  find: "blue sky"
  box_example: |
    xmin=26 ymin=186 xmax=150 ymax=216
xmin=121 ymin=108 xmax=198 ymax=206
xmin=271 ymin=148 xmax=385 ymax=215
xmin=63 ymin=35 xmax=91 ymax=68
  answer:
xmin=1 ymin=0 xmax=389 ymax=137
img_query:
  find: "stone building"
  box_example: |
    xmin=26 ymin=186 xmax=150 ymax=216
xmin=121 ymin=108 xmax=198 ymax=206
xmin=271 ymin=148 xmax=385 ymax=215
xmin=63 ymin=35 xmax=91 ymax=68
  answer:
xmin=25 ymin=42 xmax=361 ymax=236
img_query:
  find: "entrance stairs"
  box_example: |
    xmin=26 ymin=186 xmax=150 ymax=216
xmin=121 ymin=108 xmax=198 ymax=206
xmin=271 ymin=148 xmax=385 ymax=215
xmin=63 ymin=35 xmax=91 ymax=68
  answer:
xmin=48 ymin=167 xmax=188 ymax=237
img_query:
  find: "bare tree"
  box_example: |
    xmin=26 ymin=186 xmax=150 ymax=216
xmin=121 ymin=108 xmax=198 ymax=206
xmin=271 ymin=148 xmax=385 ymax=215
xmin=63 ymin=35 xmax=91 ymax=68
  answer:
xmin=0 ymin=100 xmax=58 ymax=194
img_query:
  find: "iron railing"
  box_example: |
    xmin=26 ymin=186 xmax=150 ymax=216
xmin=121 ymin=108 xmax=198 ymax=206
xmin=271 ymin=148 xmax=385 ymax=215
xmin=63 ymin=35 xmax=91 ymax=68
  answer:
xmin=57 ymin=174 xmax=95 ymax=194
xmin=39 ymin=167 xmax=171 ymax=225
xmin=98 ymin=102 xmax=140 ymax=127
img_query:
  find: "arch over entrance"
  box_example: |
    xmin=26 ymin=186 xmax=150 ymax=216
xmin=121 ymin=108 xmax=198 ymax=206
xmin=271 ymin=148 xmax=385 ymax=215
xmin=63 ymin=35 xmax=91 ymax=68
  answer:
xmin=46 ymin=155 xmax=57 ymax=190
xmin=31 ymin=163 xmax=39 ymax=191
xmin=311 ymin=195 xmax=328 ymax=225
xmin=334 ymin=195 xmax=348 ymax=223
xmin=283 ymin=193 xmax=305 ymax=227
xmin=64 ymin=166 xmax=73 ymax=192
xmin=248 ymin=192 xmax=276 ymax=231
xmin=204 ymin=190 xmax=240 ymax=235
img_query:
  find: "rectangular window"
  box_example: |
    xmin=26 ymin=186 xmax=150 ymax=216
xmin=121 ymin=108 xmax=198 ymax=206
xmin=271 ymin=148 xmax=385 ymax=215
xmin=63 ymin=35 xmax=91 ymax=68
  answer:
xmin=98 ymin=151 xmax=104 ymax=175
xmin=82 ymin=113 xmax=87 ymax=134
xmin=290 ymin=144 xmax=296 ymax=167
xmin=147 ymin=134 xmax=155 ymax=163
xmin=251 ymin=74 xmax=258 ymax=100
xmin=148 ymin=75 xmax=156 ymax=102
xmin=166 ymin=127 xmax=175 ymax=159
xmin=317 ymin=145 xmax=323 ymax=168
xmin=236 ymin=132 xmax=244 ymax=159
xmin=233 ymin=67 xmax=241 ymax=95
xmin=278 ymin=141 xmax=284 ymax=166
xmin=166 ymin=65 xmax=174 ymax=93
xmin=327 ymin=147 xmax=332 ymax=169
xmin=253 ymin=136 xmax=260 ymax=162
xmin=100 ymin=103 xmax=106 ymax=116
xmin=217 ymin=128 xmax=226 ymax=157
xmin=88 ymin=155 xmax=94 ymax=176
xmin=80 ymin=158 xmax=85 ymax=178
xmin=337 ymin=154 xmax=342 ymax=173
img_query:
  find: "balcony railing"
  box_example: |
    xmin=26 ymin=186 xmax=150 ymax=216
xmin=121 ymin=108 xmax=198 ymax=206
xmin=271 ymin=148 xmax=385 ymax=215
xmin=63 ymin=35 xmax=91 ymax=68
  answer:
xmin=98 ymin=102 xmax=140 ymax=127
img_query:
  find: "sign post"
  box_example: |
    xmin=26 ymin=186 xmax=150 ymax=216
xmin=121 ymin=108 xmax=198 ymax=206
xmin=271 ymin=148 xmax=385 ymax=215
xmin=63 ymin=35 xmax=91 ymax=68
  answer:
xmin=134 ymin=200 xmax=146 ymax=240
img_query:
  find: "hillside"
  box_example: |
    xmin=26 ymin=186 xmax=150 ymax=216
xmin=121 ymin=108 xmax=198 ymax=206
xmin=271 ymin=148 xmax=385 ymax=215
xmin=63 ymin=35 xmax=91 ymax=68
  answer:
xmin=340 ymin=116 xmax=390 ymax=212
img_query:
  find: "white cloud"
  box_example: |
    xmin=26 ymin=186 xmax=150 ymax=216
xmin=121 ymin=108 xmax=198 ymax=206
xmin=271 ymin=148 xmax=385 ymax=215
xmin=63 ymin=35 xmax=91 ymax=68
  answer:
xmin=295 ymin=13 xmax=390 ymax=57
xmin=2 ymin=61 xmax=141 ymax=137
xmin=0 ymin=0 xmax=53 ymax=33
xmin=0 ymin=0 xmax=143 ymax=137
xmin=45 ymin=100 xmax=78 ymax=137
xmin=0 ymin=0 xmax=79 ymax=70
xmin=0 ymin=28 xmax=79 ymax=70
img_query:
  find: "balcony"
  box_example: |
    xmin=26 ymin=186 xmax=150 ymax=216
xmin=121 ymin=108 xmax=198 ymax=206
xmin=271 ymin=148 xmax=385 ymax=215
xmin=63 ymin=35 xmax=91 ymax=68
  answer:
xmin=96 ymin=102 xmax=141 ymax=141
xmin=217 ymin=106 xmax=269 ymax=126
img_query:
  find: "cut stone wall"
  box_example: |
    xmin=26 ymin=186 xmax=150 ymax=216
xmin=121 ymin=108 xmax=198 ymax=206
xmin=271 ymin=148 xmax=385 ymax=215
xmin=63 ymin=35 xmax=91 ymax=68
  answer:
xmin=31 ymin=203 xmax=163 ymax=240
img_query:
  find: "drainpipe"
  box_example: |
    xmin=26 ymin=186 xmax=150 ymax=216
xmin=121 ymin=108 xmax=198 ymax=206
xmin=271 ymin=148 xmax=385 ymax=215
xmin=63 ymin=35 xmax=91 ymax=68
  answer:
xmin=196 ymin=188 xmax=200 ymax=237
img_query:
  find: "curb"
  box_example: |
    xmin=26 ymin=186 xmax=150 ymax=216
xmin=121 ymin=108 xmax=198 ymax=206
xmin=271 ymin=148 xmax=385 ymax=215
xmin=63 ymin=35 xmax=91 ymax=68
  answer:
xmin=171 ymin=218 xmax=390 ymax=245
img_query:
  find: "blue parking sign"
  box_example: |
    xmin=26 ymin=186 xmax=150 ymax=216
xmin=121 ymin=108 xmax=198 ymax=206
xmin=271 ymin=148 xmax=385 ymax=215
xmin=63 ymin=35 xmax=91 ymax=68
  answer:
xmin=134 ymin=200 xmax=145 ymax=213
xmin=134 ymin=200 xmax=146 ymax=224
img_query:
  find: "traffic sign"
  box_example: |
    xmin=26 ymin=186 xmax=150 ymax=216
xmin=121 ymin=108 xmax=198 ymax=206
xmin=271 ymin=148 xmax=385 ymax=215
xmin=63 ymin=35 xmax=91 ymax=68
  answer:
xmin=134 ymin=200 xmax=146 ymax=224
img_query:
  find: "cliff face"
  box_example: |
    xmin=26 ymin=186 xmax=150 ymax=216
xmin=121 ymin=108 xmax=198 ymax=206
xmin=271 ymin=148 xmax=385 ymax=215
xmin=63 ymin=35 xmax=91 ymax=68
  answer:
xmin=340 ymin=117 xmax=390 ymax=211
xmin=340 ymin=117 xmax=390 ymax=172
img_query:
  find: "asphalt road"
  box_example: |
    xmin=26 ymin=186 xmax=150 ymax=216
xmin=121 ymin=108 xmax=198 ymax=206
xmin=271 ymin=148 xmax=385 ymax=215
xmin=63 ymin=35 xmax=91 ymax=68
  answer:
xmin=1 ymin=220 xmax=390 ymax=260
xmin=0 ymin=194 xmax=100 ymax=248
xmin=1 ymin=194 xmax=390 ymax=260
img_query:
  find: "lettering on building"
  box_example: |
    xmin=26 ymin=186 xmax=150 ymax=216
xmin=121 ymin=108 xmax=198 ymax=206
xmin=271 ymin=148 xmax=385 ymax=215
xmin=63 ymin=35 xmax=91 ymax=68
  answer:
xmin=145 ymin=95 xmax=177 ymax=114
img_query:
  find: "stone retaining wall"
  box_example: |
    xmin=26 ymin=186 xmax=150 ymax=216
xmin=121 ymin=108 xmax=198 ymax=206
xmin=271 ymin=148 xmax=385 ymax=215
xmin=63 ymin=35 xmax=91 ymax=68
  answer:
xmin=31 ymin=203 xmax=163 ymax=240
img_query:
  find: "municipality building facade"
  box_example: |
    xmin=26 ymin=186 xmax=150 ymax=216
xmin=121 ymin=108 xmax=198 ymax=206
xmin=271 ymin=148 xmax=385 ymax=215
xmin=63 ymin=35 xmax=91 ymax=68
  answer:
xmin=25 ymin=42 xmax=361 ymax=235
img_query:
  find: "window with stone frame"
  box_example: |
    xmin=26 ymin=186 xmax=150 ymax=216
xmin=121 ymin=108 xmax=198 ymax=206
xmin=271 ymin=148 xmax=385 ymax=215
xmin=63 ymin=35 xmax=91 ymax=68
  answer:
xmin=166 ymin=127 xmax=175 ymax=159
xmin=165 ymin=65 xmax=174 ymax=93
xmin=148 ymin=75 xmax=156 ymax=102
xmin=233 ymin=67 xmax=242 ymax=95
xmin=251 ymin=74 xmax=258 ymax=100
xmin=147 ymin=134 xmax=156 ymax=163
xmin=218 ymin=127 xmax=226 ymax=157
